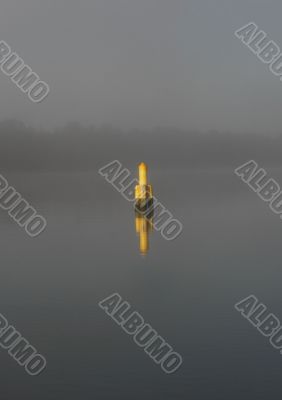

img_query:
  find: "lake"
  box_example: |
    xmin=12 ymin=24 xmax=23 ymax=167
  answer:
xmin=0 ymin=167 xmax=282 ymax=399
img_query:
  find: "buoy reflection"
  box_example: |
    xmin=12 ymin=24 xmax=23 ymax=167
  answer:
xmin=135 ymin=209 xmax=153 ymax=256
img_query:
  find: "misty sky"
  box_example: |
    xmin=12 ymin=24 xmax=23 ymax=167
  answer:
xmin=0 ymin=0 xmax=282 ymax=133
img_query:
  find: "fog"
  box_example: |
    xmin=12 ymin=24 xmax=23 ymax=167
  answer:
xmin=1 ymin=0 xmax=282 ymax=133
xmin=0 ymin=119 xmax=280 ymax=171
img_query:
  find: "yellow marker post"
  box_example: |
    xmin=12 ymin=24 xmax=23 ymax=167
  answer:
xmin=135 ymin=162 xmax=153 ymax=206
xmin=134 ymin=163 xmax=154 ymax=255
xmin=139 ymin=162 xmax=147 ymax=186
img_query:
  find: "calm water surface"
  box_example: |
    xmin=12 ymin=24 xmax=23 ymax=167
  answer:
xmin=1 ymin=168 xmax=282 ymax=399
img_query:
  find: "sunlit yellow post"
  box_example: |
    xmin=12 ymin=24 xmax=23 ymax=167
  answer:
xmin=135 ymin=162 xmax=153 ymax=205
xmin=139 ymin=162 xmax=147 ymax=186
xmin=134 ymin=162 xmax=154 ymax=255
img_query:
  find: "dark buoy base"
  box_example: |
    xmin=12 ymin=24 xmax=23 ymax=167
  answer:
xmin=135 ymin=198 xmax=154 ymax=216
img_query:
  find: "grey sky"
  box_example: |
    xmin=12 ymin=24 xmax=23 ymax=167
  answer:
xmin=0 ymin=0 xmax=282 ymax=133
